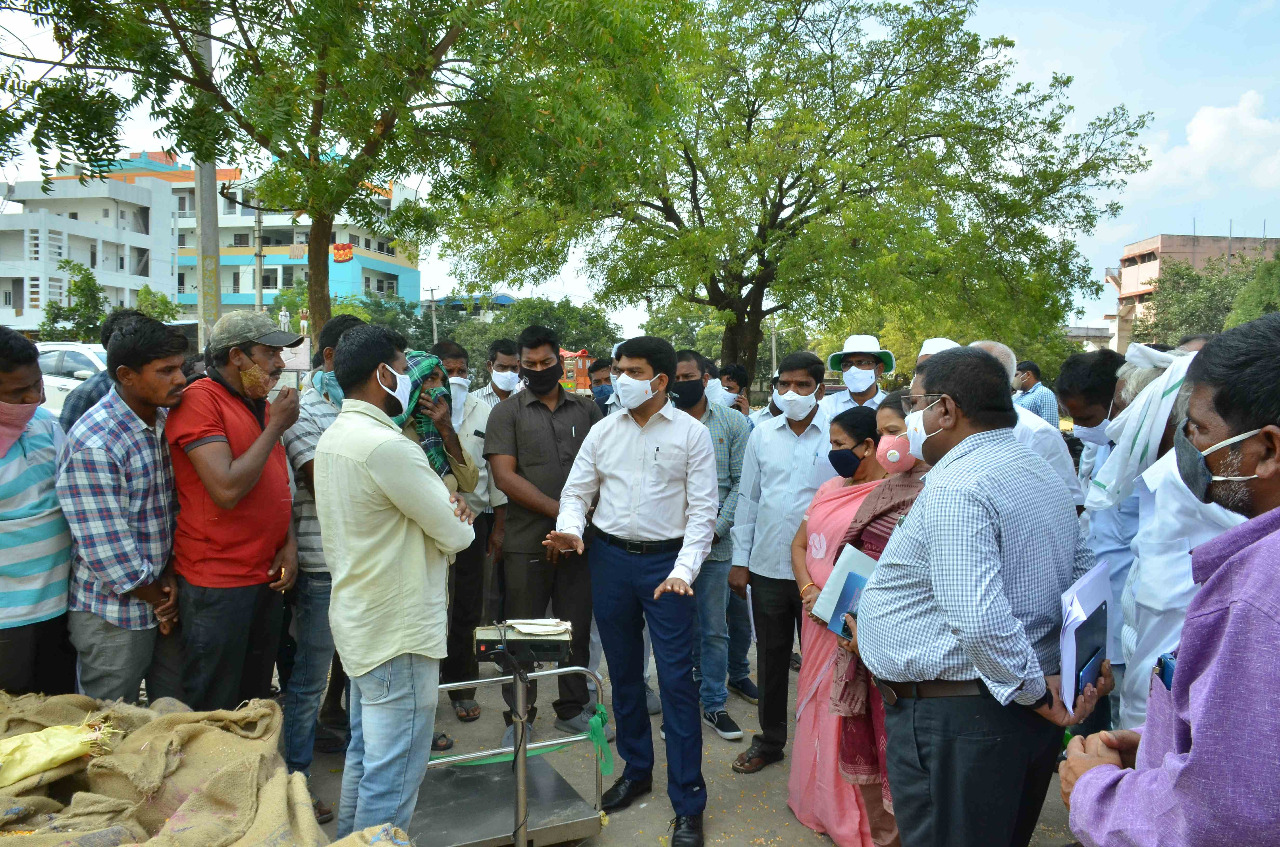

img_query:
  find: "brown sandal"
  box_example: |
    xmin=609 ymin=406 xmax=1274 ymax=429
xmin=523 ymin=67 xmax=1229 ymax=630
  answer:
xmin=732 ymin=743 xmax=784 ymax=774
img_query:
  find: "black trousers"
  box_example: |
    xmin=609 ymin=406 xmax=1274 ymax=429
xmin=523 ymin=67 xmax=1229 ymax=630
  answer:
xmin=177 ymin=576 xmax=284 ymax=712
xmin=748 ymin=572 xmax=803 ymax=755
xmin=501 ymin=548 xmax=592 ymax=723
xmin=883 ymin=689 xmax=1062 ymax=847
xmin=0 ymin=613 xmax=77 ymax=696
xmin=442 ymin=512 xmax=493 ymax=701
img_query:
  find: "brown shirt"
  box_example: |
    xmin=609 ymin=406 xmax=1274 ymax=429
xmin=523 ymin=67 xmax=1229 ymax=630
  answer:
xmin=484 ymin=387 xmax=603 ymax=552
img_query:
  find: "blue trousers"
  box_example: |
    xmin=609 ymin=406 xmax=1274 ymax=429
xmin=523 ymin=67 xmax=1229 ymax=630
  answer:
xmin=589 ymin=542 xmax=706 ymax=816
xmin=283 ymin=570 xmax=335 ymax=776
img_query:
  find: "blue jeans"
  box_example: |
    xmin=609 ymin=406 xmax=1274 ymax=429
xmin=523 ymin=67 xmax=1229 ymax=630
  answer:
xmin=727 ymin=589 xmax=753 ymax=682
xmin=690 ymin=559 xmax=731 ymax=711
xmin=336 ymin=653 xmax=439 ymax=837
xmin=283 ymin=570 xmax=335 ymax=776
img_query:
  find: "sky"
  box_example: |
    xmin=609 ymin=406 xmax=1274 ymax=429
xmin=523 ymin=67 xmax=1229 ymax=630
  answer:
xmin=4 ymin=0 xmax=1279 ymax=335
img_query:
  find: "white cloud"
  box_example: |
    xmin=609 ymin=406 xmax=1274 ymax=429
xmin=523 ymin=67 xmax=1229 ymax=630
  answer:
xmin=1132 ymin=90 xmax=1280 ymax=194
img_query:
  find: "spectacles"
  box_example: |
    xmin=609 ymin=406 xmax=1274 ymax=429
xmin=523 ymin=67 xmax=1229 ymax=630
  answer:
xmin=900 ymin=393 xmax=945 ymax=416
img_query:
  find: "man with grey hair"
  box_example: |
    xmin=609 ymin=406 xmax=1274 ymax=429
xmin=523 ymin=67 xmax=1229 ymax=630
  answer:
xmin=970 ymin=341 xmax=1083 ymax=506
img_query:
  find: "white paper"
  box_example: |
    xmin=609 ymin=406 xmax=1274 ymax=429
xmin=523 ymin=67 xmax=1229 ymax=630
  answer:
xmin=812 ymin=544 xmax=880 ymax=625
xmin=504 ymin=619 xmax=573 ymax=636
xmin=1059 ymin=563 xmax=1110 ymax=714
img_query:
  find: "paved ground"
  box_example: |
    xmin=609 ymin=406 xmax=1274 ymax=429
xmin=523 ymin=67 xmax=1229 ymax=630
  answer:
xmin=309 ymin=656 xmax=1078 ymax=846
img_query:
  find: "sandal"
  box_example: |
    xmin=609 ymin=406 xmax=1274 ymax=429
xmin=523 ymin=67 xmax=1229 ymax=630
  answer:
xmin=453 ymin=699 xmax=482 ymax=723
xmin=432 ymin=731 xmax=454 ymax=752
xmin=732 ymin=743 xmax=784 ymax=774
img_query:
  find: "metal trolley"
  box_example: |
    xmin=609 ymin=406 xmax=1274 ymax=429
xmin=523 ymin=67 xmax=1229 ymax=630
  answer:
xmin=405 ymin=665 xmax=607 ymax=847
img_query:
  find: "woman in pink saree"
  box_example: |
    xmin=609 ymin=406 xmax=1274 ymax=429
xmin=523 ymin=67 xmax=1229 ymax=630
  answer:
xmin=787 ymin=394 xmax=927 ymax=846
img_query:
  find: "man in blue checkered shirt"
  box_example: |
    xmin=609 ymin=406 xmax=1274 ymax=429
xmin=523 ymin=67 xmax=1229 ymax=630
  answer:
xmin=855 ymin=346 xmax=1108 ymax=847
xmin=1013 ymin=359 xmax=1061 ymax=425
xmin=57 ymin=316 xmax=189 ymax=704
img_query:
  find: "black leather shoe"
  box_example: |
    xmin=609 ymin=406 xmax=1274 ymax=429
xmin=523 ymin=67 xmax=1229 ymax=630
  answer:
xmin=601 ymin=775 xmax=652 ymax=812
xmin=671 ymin=814 xmax=704 ymax=847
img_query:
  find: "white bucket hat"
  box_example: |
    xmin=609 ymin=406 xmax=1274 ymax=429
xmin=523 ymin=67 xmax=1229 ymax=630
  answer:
xmin=917 ymin=337 xmax=960 ymax=359
xmin=827 ymin=334 xmax=895 ymax=374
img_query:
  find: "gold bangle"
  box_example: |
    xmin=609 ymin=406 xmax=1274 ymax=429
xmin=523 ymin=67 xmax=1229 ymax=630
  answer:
xmin=800 ymin=582 xmax=816 ymax=595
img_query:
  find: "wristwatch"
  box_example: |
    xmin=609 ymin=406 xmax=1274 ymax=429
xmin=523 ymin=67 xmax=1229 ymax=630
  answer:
xmin=1027 ymin=687 xmax=1053 ymax=711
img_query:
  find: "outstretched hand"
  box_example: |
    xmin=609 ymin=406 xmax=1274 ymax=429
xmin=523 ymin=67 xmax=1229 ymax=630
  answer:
xmin=654 ymin=578 xmax=693 ymax=600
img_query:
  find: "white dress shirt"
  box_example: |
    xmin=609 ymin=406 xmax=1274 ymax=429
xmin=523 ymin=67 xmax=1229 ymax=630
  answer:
xmin=1117 ymin=450 xmax=1244 ymax=728
xmin=819 ymin=387 xmax=887 ymax=416
xmin=747 ymin=405 xmax=775 ymax=429
xmin=1013 ymin=405 xmax=1084 ymax=505
xmin=557 ymin=401 xmax=719 ymax=583
xmin=732 ymin=410 xmax=839 ymax=580
xmin=455 ymin=392 xmax=508 ymax=516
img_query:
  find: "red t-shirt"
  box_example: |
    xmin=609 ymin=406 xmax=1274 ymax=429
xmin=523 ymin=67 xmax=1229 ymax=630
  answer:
xmin=165 ymin=377 xmax=292 ymax=588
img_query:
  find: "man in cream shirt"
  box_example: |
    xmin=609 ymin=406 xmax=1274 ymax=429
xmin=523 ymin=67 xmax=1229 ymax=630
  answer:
xmin=315 ymin=324 xmax=475 ymax=838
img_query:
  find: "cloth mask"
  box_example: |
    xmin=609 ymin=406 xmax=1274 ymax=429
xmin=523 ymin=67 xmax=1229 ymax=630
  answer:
xmin=1073 ymin=402 xmax=1114 ymax=446
xmin=521 ymin=362 xmax=564 ymax=396
xmin=490 ymin=369 xmax=522 ymax=394
xmin=239 ymin=363 xmax=277 ymax=399
xmin=591 ymin=383 xmax=614 ymax=413
xmin=1174 ymin=424 xmax=1261 ymax=505
xmin=843 ymin=367 xmax=877 ymax=394
xmin=828 ymin=447 xmax=862 ymax=479
xmin=0 ymin=400 xmax=40 ymax=456
xmin=668 ymin=379 xmax=706 ymax=410
xmin=449 ymin=377 xmax=470 ymax=427
xmin=615 ymin=373 xmax=660 ymax=410
xmin=315 ymin=370 xmax=344 ymax=406
xmin=775 ymin=389 xmax=818 ymax=421
xmin=904 ymin=398 xmax=943 ymax=460
xmin=876 ymin=433 xmax=917 ymax=473
xmin=378 ymin=363 xmax=413 ymax=417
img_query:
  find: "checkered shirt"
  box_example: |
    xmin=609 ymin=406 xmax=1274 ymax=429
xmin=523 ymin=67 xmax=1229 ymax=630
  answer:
xmin=283 ymin=381 xmax=341 ymax=571
xmin=699 ymin=400 xmax=750 ymax=561
xmin=57 ymin=389 xmax=177 ymax=630
xmin=59 ymin=370 xmax=113 ymax=432
xmin=856 ymin=428 xmax=1095 ymax=705
xmin=1014 ymin=382 xmax=1061 ymax=426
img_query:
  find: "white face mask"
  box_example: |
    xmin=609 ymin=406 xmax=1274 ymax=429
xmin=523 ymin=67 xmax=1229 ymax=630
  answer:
xmin=378 ymin=363 xmax=412 ymax=416
xmin=616 ymin=373 xmax=660 ymax=410
xmin=490 ymin=369 xmax=521 ymax=393
xmin=843 ymin=366 xmax=877 ymax=394
xmin=1073 ymin=402 xmax=1113 ymax=447
xmin=904 ymin=398 xmax=943 ymax=460
xmin=449 ymin=376 xmax=470 ymax=427
xmin=775 ymin=388 xmax=818 ymax=421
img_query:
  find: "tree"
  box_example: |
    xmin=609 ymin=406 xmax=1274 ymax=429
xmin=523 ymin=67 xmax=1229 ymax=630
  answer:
xmin=38 ymin=259 xmax=107 ymax=341
xmin=445 ymin=0 xmax=1148 ymax=380
xmin=1226 ymin=252 xmax=1280 ymax=329
xmin=1132 ymin=256 xmax=1256 ymax=345
xmin=2 ymin=0 xmax=689 ymax=338
xmin=269 ymin=283 xmax=370 ymax=335
xmin=642 ymin=300 xmax=730 ymax=361
xmin=136 ymin=284 xmax=180 ymax=323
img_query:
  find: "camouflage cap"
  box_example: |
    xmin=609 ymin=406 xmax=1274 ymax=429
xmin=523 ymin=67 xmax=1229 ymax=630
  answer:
xmin=207 ymin=310 xmax=304 ymax=353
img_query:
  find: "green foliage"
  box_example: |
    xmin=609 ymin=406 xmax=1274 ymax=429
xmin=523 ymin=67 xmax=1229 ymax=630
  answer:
xmin=642 ymin=301 xmax=730 ymax=361
xmin=445 ymin=298 xmax=622 ymax=382
xmin=444 ymin=0 xmax=1148 ymax=380
xmin=268 ymin=283 xmax=370 ymax=334
xmin=1132 ymin=256 xmax=1257 ymax=345
xmin=38 ymin=260 xmax=108 ymax=341
xmin=1226 ymin=252 xmax=1280 ymax=329
xmin=135 ymin=284 xmax=180 ymax=323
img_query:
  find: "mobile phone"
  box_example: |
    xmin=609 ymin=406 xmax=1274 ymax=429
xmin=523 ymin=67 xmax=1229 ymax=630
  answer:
xmin=1156 ymin=652 xmax=1177 ymax=690
xmin=1077 ymin=648 xmax=1104 ymax=692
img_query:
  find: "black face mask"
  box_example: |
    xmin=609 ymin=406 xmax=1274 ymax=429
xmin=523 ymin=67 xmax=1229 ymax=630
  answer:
xmin=829 ymin=448 xmax=862 ymax=479
xmin=669 ymin=379 xmax=706 ymax=410
xmin=520 ymin=362 xmax=564 ymax=396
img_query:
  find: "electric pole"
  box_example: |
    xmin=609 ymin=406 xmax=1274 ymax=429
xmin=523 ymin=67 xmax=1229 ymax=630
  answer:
xmin=426 ymin=287 xmax=439 ymax=344
xmin=253 ymin=203 xmax=264 ymax=312
xmin=192 ymin=29 xmax=220 ymax=347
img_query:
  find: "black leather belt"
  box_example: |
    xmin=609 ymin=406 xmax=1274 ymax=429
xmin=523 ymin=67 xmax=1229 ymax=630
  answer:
xmin=594 ymin=529 xmax=683 ymax=555
xmin=874 ymin=678 xmax=983 ymax=706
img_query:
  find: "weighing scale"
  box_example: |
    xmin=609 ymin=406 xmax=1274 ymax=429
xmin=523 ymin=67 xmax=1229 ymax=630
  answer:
xmin=406 ymin=623 xmax=607 ymax=847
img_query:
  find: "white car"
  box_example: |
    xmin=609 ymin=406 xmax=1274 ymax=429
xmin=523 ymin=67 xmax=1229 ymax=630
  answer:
xmin=36 ymin=342 xmax=108 ymax=413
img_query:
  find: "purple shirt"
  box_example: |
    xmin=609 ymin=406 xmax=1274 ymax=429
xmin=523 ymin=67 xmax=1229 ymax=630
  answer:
xmin=1069 ymin=504 xmax=1280 ymax=846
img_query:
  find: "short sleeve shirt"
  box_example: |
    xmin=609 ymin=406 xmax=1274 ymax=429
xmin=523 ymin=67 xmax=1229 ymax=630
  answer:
xmin=484 ymin=389 xmax=602 ymax=552
xmin=165 ymin=376 xmax=292 ymax=587
xmin=283 ymin=384 xmax=340 ymax=571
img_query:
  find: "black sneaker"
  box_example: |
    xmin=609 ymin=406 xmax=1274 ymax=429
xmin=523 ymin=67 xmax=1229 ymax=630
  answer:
xmin=702 ymin=709 xmax=743 ymax=741
xmin=728 ymin=677 xmax=759 ymax=705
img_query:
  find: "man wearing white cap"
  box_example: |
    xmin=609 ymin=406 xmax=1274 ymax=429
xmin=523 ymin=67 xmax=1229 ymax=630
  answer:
xmin=916 ymin=337 xmax=961 ymax=369
xmin=820 ymin=334 xmax=891 ymax=416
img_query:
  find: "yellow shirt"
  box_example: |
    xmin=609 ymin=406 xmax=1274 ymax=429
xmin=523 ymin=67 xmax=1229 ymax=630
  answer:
xmin=315 ymin=399 xmax=475 ymax=677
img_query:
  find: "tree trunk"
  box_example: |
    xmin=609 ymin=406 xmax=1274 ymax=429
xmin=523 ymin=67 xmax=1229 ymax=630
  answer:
xmin=719 ymin=304 xmax=765 ymax=381
xmin=307 ymin=212 xmax=334 ymax=343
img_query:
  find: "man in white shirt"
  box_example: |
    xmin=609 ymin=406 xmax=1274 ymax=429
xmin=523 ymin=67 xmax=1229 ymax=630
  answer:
xmin=970 ymin=341 xmax=1084 ymax=506
xmin=546 ymin=336 xmax=718 ymax=847
xmin=820 ymin=334 xmax=891 ymax=415
xmin=315 ymin=324 xmax=475 ymax=837
xmin=730 ymin=352 xmax=838 ymax=775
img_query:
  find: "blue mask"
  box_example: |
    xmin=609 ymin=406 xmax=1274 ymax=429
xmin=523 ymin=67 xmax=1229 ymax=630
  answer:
xmin=591 ymin=384 xmax=614 ymax=411
xmin=316 ymin=370 xmax=344 ymax=406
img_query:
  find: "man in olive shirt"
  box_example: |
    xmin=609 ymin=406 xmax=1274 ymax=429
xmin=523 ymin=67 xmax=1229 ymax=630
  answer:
xmin=485 ymin=325 xmax=603 ymax=741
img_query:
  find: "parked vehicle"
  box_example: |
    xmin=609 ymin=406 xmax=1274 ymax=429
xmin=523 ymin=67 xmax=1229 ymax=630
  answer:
xmin=36 ymin=342 xmax=108 ymax=413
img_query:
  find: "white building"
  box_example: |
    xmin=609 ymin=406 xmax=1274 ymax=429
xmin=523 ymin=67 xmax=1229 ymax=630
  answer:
xmin=0 ymin=177 xmax=178 ymax=332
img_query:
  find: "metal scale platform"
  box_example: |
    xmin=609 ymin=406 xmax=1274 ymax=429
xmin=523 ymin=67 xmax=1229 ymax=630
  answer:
xmin=406 ymin=624 xmax=606 ymax=847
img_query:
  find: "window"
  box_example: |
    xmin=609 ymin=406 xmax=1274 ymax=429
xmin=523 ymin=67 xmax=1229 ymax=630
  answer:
xmin=118 ymin=256 xmax=125 ymax=271
xmin=3 ymin=290 xmax=10 ymax=306
xmin=59 ymin=351 xmax=98 ymax=380
xmin=68 ymin=212 xmax=78 ymax=220
xmin=231 ymin=272 xmax=241 ymax=293
xmin=102 ymin=208 xmax=110 ymax=218
xmin=177 ymin=272 xmax=185 ymax=293
xmin=329 ymin=232 xmax=337 ymax=244
xmin=224 ymin=192 xmax=237 ymax=214
xmin=364 ymin=276 xmax=372 ymax=292
xmin=364 ymin=238 xmax=371 ymax=250
xmin=263 ymin=271 xmax=277 ymax=290
xmin=89 ymin=245 xmax=97 ymax=268
xmin=377 ymin=241 xmax=387 ymax=253
xmin=119 ymin=210 xmax=126 ymax=220
xmin=178 ymin=195 xmax=187 ymax=212
xmin=233 ymin=233 xmax=250 ymax=247
xmin=385 ymin=279 xmax=396 ymax=296
xmin=177 ymin=233 xmax=187 ymax=247
xmin=38 ymin=351 xmax=61 ymax=375
xmin=376 ymin=279 xmax=385 ymax=293
xmin=349 ymin=235 xmax=359 ymax=246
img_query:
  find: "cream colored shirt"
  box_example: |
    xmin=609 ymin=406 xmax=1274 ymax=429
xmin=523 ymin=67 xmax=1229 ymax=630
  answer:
xmin=315 ymin=399 xmax=475 ymax=677
xmin=456 ymin=392 xmax=508 ymax=516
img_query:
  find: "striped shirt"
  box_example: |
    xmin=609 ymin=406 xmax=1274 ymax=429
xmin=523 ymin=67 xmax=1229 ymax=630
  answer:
xmin=58 ymin=389 xmax=176 ymax=630
xmin=698 ymin=400 xmax=751 ymax=561
xmin=474 ymin=382 xmax=510 ymax=409
xmin=283 ymin=380 xmax=341 ymax=571
xmin=1 ymin=408 xmax=72 ymax=629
